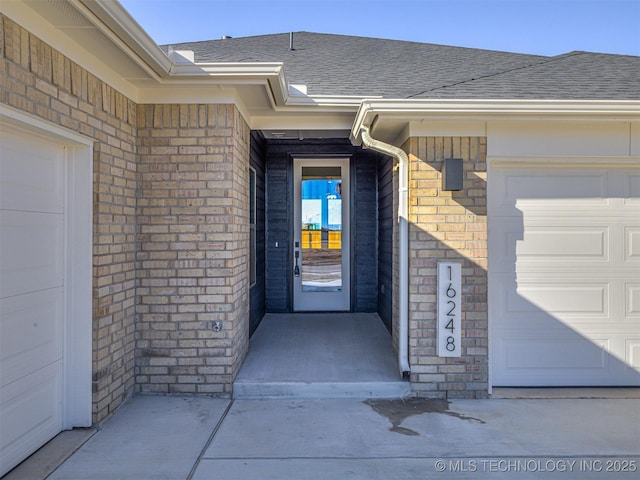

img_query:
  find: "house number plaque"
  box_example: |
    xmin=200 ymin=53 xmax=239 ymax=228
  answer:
xmin=437 ymin=262 xmax=461 ymax=357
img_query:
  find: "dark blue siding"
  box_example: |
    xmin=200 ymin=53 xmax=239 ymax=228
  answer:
xmin=265 ymin=145 xmax=291 ymax=312
xmin=264 ymin=139 xmax=381 ymax=313
xmin=353 ymin=151 xmax=378 ymax=312
xmin=249 ymin=131 xmax=266 ymax=335
xmin=377 ymin=154 xmax=394 ymax=332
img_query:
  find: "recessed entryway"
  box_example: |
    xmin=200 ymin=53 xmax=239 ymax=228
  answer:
xmin=233 ymin=313 xmax=409 ymax=398
xmin=249 ymin=138 xmax=400 ymax=398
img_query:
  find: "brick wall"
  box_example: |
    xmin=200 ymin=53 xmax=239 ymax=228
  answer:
xmin=405 ymin=136 xmax=488 ymax=398
xmin=0 ymin=15 xmax=137 ymax=423
xmin=136 ymin=104 xmax=250 ymax=395
xmin=1 ymin=13 xmax=488 ymax=411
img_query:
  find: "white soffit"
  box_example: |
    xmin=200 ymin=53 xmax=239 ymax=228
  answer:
xmin=251 ymin=111 xmax=356 ymax=133
xmin=0 ymin=0 xmax=148 ymax=99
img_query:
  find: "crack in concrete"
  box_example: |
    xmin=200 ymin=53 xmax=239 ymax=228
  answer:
xmin=364 ymin=398 xmax=485 ymax=436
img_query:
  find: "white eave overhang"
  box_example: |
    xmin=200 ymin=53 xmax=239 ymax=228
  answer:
xmin=0 ymin=0 xmax=367 ymax=131
xmin=3 ymin=1 xmax=639 ymax=138
xmin=351 ymin=99 xmax=640 ymax=146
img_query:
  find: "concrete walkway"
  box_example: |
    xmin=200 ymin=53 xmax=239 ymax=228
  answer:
xmin=8 ymin=394 xmax=639 ymax=479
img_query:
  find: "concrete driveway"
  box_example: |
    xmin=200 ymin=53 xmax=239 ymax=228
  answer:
xmin=6 ymin=394 xmax=640 ymax=479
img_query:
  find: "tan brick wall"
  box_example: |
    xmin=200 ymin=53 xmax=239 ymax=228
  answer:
xmin=136 ymin=104 xmax=250 ymax=395
xmin=1 ymin=15 xmax=137 ymax=423
xmin=405 ymin=136 xmax=488 ymax=399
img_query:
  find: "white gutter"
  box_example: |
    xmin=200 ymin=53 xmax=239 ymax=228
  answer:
xmin=77 ymin=0 xmax=173 ymax=77
xmin=360 ymin=126 xmax=410 ymax=377
xmin=352 ymin=98 xmax=640 ymax=117
xmin=352 ymin=100 xmax=640 ymax=137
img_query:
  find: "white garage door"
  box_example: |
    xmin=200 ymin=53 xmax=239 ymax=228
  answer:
xmin=490 ymin=164 xmax=640 ymax=386
xmin=0 ymin=129 xmax=66 ymax=474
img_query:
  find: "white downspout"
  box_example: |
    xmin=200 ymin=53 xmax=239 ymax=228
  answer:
xmin=360 ymin=126 xmax=410 ymax=377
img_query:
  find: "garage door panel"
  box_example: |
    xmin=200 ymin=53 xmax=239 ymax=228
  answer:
xmin=514 ymin=201 xmax=621 ymax=217
xmin=0 ymin=362 xmax=63 ymax=475
xmin=626 ymin=284 xmax=640 ymax=318
xmin=624 ymin=172 xmax=640 ymax=206
xmin=625 ymin=227 xmax=640 ymax=262
xmin=490 ymin=165 xmax=640 ymax=386
xmin=492 ymin=170 xmax=610 ymax=216
xmin=503 ymin=337 xmax=609 ymax=370
xmin=492 ymin=272 xmax=526 ymax=312
xmin=0 ymin=132 xmax=64 ymax=214
xmin=492 ymin=274 xmax=603 ymax=319
xmin=507 ymin=171 xmax=608 ymax=201
xmin=490 ymin=167 xmax=640 ymax=216
xmin=516 ymin=226 xmax=608 ymax=263
xmin=517 ymin=283 xmax=608 ymax=318
xmin=494 ymin=335 xmax=640 ymax=386
xmin=0 ymin=288 xmax=64 ymax=387
xmin=628 ymin=340 xmax=640 ymax=369
xmin=490 ymin=222 xmax=614 ymax=273
xmin=0 ymin=210 xmax=64 ymax=298
xmin=488 ymin=221 xmax=519 ymax=273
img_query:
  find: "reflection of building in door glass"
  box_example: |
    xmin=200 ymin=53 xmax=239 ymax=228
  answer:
xmin=300 ymin=178 xmax=342 ymax=289
xmin=301 ymin=199 xmax=321 ymax=230
xmin=328 ymin=199 xmax=341 ymax=227
xmin=301 ymin=179 xmax=343 ymax=230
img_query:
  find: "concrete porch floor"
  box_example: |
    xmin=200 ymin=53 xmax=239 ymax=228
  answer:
xmin=233 ymin=313 xmax=411 ymax=399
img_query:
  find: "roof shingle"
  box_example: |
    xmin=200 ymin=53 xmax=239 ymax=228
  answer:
xmin=165 ymin=32 xmax=640 ymax=100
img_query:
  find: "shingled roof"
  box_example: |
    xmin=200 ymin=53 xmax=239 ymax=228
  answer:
xmin=165 ymin=32 xmax=640 ymax=100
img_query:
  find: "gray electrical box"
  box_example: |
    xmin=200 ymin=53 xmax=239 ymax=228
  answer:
xmin=442 ymin=158 xmax=463 ymax=191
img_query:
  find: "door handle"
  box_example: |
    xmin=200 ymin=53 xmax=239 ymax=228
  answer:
xmin=294 ymin=249 xmax=300 ymax=276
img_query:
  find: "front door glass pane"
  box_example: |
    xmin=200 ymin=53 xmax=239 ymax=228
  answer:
xmin=300 ymin=166 xmax=342 ymax=292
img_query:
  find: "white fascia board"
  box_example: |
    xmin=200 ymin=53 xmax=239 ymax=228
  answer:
xmin=351 ymin=99 xmax=640 ymax=145
xmin=169 ymin=62 xmax=288 ymax=108
xmin=169 ymin=63 xmax=287 ymax=108
xmin=180 ymin=65 xmax=376 ymax=110
xmin=76 ymin=0 xmax=172 ymax=76
xmin=169 ymin=63 xmax=285 ymax=78
xmin=2 ymin=0 xmax=292 ymax=108
xmin=78 ymin=2 xmax=289 ymax=109
xmin=80 ymin=0 xmax=296 ymax=110
xmin=4 ymin=0 xmax=366 ymax=116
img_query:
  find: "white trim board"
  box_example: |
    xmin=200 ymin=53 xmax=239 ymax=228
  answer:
xmin=0 ymin=105 xmax=93 ymax=429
